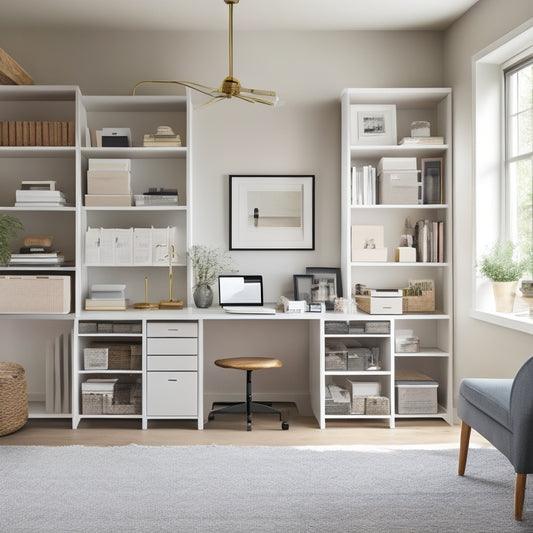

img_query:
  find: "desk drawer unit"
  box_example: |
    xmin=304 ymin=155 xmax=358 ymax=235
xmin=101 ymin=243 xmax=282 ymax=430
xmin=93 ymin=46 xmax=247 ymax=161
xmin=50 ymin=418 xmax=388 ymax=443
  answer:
xmin=147 ymin=371 xmax=198 ymax=416
xmin=146 ymin=321 xmax=199 ymax=419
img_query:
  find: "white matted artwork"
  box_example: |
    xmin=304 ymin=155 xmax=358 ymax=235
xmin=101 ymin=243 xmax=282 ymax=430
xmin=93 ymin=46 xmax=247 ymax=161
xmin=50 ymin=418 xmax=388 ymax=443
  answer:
xmin=229 ymin=175 xmax=315 ymax=250
xmin=350 ymin=104 xmax=397 ymax=145
xmin=351 ymin=225 xmax=388 ymax=261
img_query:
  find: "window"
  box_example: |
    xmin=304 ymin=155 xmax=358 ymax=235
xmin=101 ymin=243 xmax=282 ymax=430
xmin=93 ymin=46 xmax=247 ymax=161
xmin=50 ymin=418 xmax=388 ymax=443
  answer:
xmin=505 ymin=59 xmax=533 ymax=264
xmin=472 ymin=23 xmax=533 ymax=334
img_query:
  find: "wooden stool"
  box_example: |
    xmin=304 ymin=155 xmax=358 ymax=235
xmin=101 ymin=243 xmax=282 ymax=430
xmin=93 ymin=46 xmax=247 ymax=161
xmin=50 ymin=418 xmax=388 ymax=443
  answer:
xmin=208 ymin=357 xmax=289 ymax=431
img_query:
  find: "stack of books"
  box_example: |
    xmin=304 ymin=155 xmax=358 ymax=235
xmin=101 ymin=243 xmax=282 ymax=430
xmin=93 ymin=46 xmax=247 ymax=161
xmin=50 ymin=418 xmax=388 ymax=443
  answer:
xmin=399 ymin=136 xmax=444 ymax=145
xmin=9 ymin=235 xmax=65 ymax=265
xmin=85 ymin=284 xmax=126 ymax=311
xmin=143 ymin=126 xmax=181 ymax=147
xmin=14 ymin=180 xmax=67 ymax=207
xmin=134 ymin=187 xmax=178 ymax=206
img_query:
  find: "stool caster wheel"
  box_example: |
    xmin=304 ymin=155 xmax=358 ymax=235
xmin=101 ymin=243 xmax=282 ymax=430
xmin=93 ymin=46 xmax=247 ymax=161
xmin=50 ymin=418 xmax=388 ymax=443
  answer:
xmin=281 ymin=421 xmax=289 ymax=430
xmin=208 ymin=413 xmax=214 ymax=421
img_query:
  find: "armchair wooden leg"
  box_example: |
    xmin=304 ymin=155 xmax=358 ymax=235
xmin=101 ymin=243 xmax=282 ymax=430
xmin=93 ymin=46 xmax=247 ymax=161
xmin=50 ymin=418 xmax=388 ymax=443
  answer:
xmin=515 ymin=473 xmax=527 ymax=521
xmin=458 ymin=421 xmax=471 ymax=476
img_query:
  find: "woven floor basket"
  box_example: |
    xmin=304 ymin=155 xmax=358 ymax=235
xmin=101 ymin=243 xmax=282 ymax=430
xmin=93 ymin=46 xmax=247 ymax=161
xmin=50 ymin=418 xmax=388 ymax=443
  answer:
xmin=0 ymin=362 xmax=28 ymax=437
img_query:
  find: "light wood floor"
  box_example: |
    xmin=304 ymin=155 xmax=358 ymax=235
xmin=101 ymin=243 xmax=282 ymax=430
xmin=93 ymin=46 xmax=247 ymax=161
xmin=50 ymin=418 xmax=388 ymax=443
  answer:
xmin=0 ymin=406 xmax=491 ymax=448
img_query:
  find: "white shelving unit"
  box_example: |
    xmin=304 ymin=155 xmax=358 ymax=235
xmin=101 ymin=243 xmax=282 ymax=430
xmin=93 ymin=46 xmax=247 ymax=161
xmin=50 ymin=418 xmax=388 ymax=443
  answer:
xmin=336 ymin=88 xmax=454 ymax=427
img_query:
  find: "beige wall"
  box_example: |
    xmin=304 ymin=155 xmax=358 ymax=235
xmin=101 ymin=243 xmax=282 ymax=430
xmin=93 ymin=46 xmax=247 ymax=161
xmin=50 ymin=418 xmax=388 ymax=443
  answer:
xmin=2 ymin=3 xmax=531 ymax=408
xmin=443 ymin=0 xmax=533 ymax=396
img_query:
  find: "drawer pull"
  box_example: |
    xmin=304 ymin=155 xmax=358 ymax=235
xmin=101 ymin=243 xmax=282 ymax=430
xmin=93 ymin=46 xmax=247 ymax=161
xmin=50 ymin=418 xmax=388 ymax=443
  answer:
xmin=168 ymin=378 xmax=178 ymax=382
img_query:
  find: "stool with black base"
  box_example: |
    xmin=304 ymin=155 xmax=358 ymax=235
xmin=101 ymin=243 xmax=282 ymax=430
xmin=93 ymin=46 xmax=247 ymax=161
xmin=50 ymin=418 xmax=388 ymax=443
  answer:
xmin=208 ymin=357 xmax=289 ymax=431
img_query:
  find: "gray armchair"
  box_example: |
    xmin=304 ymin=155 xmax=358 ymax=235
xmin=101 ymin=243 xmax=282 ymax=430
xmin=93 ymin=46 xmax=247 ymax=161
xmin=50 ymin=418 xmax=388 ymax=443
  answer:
xmin=458 ymin=355 xmax=533 ymax=521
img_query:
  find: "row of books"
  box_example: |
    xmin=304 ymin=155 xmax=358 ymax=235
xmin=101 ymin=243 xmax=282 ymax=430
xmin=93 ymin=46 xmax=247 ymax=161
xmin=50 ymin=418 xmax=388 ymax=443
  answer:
xmin=0 ymin=120 xmax=75 ymax=147
xmin=414 ymin=219 xmax=445 ymax=263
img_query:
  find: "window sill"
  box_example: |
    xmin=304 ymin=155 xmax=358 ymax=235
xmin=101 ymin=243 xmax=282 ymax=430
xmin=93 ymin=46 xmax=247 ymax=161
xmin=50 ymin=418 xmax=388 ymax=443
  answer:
xmin=471 ymin=309 xmax=533 ymax=335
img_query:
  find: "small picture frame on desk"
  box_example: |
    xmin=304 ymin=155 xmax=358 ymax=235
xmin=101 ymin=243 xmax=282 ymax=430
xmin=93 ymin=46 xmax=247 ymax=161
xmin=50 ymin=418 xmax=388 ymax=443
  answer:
xmin=293 ymin=274 xmax=314 ymax=303
xmin=306 ymin=267 xmax=343 ymax=310
xmin=350 ymin=104 xmax=397 ymax=145
xmin=421 ymin=157 xmax=444 ymax=204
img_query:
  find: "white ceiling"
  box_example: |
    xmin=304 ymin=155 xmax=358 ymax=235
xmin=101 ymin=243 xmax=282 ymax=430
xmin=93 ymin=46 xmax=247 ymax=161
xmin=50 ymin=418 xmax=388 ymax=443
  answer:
xmin=0 ymin=0 xmax=479 ymax=31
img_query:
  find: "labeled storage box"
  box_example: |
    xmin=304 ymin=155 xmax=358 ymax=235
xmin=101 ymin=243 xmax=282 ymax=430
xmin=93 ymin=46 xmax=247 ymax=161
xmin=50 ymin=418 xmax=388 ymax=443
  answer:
xmin=365 ymin=396 xmax=390 ymax=415
xmin=395 ymin=380 xmax=438 ymax=414
xmin=378 ymin=170 xmax=422 ymax=205
xmin=0 ymin=275 xmax=70 ymax=314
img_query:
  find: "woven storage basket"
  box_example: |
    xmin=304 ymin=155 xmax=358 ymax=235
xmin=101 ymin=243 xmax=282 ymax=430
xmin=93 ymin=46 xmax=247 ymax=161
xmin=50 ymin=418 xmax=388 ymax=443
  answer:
xmin=0 ymin=362 xmax=28 ymax=436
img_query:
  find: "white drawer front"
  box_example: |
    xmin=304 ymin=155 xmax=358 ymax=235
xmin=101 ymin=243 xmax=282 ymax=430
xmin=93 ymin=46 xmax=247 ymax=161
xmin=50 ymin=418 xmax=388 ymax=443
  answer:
xmin=147 ymin=355 xmax=198 ymax=371
xmin=147 ymin=321 xmax=198 ymax=338
xmin=147 ymin=371 xmax=197 ymax=416
xmin=147 ymin=337 xmax=198 ymax=355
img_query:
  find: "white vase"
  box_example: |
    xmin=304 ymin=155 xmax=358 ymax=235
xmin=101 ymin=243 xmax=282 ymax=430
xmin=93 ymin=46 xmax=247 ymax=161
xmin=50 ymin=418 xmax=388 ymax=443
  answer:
xmin=492 ymin=281 xmax=518 ymax=313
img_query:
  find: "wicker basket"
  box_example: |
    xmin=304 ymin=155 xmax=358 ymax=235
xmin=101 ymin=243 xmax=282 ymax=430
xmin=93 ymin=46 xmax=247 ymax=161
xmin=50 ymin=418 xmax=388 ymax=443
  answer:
xmin=0 ymin=362 xmax=28 ymax=436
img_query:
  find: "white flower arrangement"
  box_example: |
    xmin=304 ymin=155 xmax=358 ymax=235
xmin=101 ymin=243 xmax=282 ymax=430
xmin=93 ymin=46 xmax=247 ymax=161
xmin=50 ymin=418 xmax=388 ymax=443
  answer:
xmin=187 ymin=245 xmax=236 ymax=288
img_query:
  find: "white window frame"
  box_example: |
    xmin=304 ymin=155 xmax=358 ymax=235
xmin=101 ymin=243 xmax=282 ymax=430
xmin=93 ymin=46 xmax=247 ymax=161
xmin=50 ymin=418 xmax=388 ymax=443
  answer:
xmin=472 ymin=22 xmax=533 ymax=335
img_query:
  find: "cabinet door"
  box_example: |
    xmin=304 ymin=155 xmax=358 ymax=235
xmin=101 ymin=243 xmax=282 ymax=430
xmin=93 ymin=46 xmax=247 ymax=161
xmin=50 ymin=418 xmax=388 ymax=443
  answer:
xmin=147 ymin=371 xmax=197 ymax=416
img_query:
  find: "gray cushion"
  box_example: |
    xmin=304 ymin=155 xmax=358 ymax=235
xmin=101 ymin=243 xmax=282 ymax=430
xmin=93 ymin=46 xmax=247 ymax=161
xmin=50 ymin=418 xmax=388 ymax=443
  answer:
xmin=459 ymin=378 xmax=513 ymax=430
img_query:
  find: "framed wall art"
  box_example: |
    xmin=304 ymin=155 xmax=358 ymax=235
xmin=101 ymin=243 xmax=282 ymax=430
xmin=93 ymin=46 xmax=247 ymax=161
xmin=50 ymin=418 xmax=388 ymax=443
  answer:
xmin=229 ymin=175 xmax=315 ymax=250
xmin=350 ymin=104 xmax=397 ymax=145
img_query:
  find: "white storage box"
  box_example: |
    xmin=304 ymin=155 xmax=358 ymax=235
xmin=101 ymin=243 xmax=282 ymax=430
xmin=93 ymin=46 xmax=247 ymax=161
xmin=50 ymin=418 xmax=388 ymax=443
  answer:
xmin=0 ymin=275 xmax=70 ymax=314
xmin=343 ymin=379 xmax=381 ymax=398
xmin=378 ymin=170 xmax=422 ymax=204
xmin=355 ymin=295 xmax=403 ymax=315
xmin=395 ymin=381 xmax=438 ymax=414
xmin=87 ymin=170 xmax=131 ymax=194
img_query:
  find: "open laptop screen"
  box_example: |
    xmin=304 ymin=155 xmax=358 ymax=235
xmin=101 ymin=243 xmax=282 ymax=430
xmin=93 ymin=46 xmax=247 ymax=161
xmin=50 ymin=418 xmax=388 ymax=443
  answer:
xmin=218 ymin=275 xmax=263 ymax=306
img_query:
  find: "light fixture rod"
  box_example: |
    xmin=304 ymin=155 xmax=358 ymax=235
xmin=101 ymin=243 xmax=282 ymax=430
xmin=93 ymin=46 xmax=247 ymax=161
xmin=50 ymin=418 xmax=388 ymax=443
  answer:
xmin=228 ymin=2 xmax=234 ymax=78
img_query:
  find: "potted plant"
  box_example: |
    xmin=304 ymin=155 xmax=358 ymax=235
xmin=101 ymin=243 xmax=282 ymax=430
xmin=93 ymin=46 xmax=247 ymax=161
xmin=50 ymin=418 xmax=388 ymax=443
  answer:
xmin=479 ymin=240 xmax=528 ymax=312
xmin=0 ymin=214 xmax=24 ymax=266
xmin=187 ymin=245 xmax=236 ymax=308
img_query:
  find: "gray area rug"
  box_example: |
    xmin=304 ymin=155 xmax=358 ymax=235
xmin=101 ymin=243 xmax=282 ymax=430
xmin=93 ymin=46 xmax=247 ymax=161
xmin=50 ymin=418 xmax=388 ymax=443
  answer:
xmin=0 ymin=444 xmax=530 ymax=532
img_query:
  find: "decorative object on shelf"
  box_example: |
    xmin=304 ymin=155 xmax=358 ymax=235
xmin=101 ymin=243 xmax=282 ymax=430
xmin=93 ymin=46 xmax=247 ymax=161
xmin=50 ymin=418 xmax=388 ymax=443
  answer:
xmin=478 ymin=240 xmax=528 ymax=313
xmin=350 ymin=104 xmax=397 ymax=145
xmin=351 ymin=225 xmax=387 ymax=262
xmin=421 ymin=157 xmax=444 ymax=204
xmin=0 ymin=214 xmax=24 ymax=266
xmin=411 ymin=121 xmax=431 ymax=137
xmin=188 ymin=245 xmax=236 ymax=308
xmin=132 ymin=0 xmax=278 ymax=107
xmin=159 ymin=245 xmax=184 ymax=309
xmin=133 ymin=277 xmax=159 ymax=310
xmin=306 ymin=267 xmax=342 ymax=311
xmin=0 ymin=362 xmax=28 ymax=437
xmin=229 ymin=175 xmax=315 ymax=250
xmin=143 ymin=126 xmax=181 ymax=147
xmin=193 ymin=283 xmax=213 ymax=309
xmin=0 ymin=48 xmax=33 ymax=85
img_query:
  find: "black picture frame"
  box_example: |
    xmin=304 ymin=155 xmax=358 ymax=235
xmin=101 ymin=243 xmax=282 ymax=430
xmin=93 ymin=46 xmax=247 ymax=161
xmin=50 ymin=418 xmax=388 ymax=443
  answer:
xmin=229 ymin=175 xmax=315 ymax=250
xmin=421 ymin=157 xmax=443 ymax=204
xmin=305 ymin=267 xmax=343 ymax=310
xmin=293 ymin=274 xmax=314 ymax=303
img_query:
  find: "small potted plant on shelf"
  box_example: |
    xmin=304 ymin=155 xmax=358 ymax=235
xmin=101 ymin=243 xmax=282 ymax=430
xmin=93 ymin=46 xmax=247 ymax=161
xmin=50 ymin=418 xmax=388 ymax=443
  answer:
xmin=0 ymin=214 xmax=24 ymax=266
xmin=187 ymin=245 xmax=236 ymax=308
xmin=478 ymin=240 xmax=528 ymax=313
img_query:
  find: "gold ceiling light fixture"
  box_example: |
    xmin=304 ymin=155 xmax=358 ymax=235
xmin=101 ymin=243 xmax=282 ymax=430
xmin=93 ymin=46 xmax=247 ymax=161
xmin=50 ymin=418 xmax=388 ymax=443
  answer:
xmin=132 ymin=0 xmax=278 ymax=107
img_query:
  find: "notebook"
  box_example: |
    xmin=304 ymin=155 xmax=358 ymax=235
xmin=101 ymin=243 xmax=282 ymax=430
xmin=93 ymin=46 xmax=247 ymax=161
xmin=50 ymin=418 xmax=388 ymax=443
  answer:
xmin=218 ymin=275 xmax=276 ymax=314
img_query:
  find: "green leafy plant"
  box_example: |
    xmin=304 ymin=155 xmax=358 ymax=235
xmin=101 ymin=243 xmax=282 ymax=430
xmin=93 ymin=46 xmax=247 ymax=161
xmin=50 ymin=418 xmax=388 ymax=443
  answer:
xmin=479 ymin=240 xmax=528 ymax=282
xmin=187 ymin=245 xmax=236 ymax=288
xmin=0 ymin=215 xmax=24 ymax=266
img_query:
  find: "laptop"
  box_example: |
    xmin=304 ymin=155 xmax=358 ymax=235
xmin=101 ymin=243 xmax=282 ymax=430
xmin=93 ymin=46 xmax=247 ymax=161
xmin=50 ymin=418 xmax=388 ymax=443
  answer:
xmin=218 ymin=275 xmax=276 ymax=314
